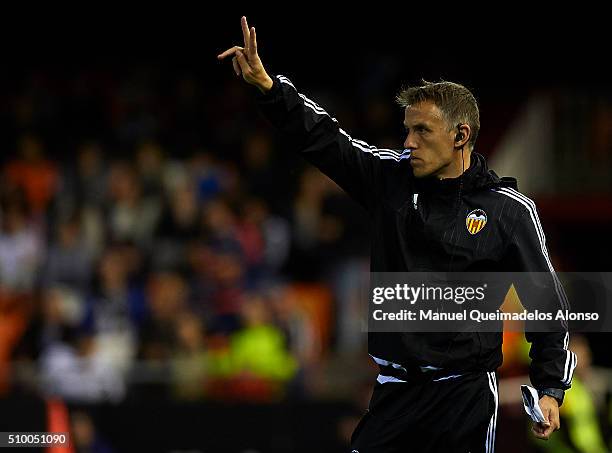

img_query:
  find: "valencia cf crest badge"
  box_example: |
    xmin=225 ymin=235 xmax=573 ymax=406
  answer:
xmin=466 ymin=209 xmax=487 ymax=235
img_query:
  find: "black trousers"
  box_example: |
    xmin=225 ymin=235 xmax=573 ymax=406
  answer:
xmin=350 ymin=371 xmax=498 ymax=453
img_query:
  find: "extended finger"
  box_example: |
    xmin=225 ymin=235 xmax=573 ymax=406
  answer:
xmin=249 ymin=26 xmax=257 ymax=56
xmin=241 ymin=16 xmax=251 ymax=52
xmin=217 ymin=46 xmax=244 ymax=60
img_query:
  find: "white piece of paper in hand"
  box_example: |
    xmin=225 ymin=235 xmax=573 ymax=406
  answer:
xmin=520 ymin=385 xmax=547 ymax=423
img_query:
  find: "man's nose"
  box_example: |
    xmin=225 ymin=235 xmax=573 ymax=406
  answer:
xmin=404 ymin=134 xmax=417 ymax=150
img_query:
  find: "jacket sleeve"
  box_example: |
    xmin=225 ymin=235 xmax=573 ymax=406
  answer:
xmin=507 ymin=204 xmax=576 ymax=391
xmin=255 ymin=74 xmax=410 ymax=211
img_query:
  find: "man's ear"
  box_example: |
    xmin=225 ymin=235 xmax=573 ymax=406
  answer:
xmin=454 ymin=124 xmax=471 ymax=149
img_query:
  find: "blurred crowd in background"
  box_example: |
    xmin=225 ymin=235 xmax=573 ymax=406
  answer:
xmin=0 ymin=54 xmax=610 ymax=452
xmin=0 ymin=66 xmax=380 ymax=409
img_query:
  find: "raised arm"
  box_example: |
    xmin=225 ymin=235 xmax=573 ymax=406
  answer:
xmin=217 ymin=17 xmax=410 ymax=210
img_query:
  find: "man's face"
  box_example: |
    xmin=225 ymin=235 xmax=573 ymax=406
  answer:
xmin=403 ymin=101 xmax=456 ymax=178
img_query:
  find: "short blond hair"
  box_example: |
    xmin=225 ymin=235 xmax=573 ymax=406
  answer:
xmin=396 ymin=80 xmax=480 ymax=149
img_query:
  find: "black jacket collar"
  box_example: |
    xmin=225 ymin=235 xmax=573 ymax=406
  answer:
xmin=413 ymin=152 xmax=517 ymax=195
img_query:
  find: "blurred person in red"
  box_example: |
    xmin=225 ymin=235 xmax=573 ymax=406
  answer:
xmin=4 ymin=134 xmax=58 ymax=216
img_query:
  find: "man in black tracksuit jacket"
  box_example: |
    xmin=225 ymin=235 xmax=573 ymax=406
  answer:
xmin=218 ymin=17 xmax=576 ymax=452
